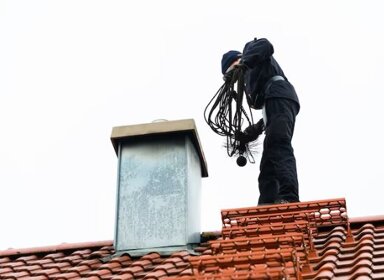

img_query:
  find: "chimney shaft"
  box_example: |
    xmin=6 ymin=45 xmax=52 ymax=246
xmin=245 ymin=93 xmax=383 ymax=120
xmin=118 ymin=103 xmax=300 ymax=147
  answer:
xmin=111 ymin=119 xmax=208 ymax=256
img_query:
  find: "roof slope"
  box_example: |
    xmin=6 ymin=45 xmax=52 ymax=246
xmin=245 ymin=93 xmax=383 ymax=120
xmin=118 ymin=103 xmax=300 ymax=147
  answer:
xmin=172 ymin=198 xmax=384 ymax=279
xmin=1 ymin=198 xmax=384 ymax=279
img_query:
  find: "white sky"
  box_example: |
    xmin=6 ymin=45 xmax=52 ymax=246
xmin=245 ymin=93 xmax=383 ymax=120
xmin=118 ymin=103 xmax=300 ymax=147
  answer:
xmin=1 ymin=0 xmax=384 ymax=250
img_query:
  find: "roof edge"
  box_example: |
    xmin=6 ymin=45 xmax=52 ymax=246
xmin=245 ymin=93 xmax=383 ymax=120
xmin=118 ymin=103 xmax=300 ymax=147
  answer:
xmin=0 ymin=240 xmax=113 ymax=258
xmin=350 ymin=215 xmax=384 ymax=224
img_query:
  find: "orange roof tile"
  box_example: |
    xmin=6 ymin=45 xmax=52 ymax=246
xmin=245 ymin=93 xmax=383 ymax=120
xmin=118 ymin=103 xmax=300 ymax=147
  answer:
xmin=1 ymin=198 xmax=384 ymax=279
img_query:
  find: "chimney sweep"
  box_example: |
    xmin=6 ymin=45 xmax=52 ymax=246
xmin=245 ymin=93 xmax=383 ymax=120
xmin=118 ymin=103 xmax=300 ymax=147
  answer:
xmin=204 ymin=37 xmax=300 ymax=205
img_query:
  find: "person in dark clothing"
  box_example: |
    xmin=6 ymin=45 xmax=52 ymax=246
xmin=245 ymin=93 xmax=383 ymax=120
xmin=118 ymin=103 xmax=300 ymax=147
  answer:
xmin=221 ymin=38 xmax=300 ymax=205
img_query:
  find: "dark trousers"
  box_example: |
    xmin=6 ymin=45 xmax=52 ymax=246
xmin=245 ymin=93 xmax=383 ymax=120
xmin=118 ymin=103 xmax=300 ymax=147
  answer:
xmin=258 ymin=97 xmax=299 ymax=205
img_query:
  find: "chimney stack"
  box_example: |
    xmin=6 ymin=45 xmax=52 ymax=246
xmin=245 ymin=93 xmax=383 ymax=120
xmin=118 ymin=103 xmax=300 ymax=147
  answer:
xmin=110 ymin=119 xmax=208 ymax=256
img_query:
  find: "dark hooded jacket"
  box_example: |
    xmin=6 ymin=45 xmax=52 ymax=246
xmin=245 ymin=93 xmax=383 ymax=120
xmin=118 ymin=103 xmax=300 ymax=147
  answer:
xmin=241 ymin=38 xmax=300 ymax=110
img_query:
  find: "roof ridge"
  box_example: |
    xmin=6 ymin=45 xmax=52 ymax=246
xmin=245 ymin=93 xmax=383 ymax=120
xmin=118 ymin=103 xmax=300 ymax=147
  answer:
xmin=0 ymin=240 xmax=113 ymax=258
xmin=350 ymin=215 xmax=384 ymax=224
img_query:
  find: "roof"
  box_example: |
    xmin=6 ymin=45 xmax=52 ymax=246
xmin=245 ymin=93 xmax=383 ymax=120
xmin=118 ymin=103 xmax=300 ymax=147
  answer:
xmin=1 ymin=198 xmax=384 ymax=279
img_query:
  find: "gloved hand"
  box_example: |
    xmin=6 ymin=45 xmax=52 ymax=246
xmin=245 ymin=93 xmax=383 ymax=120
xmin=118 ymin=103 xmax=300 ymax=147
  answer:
xmin=223 ymin=70 xmax=233 ymax=81
xmin=233 ymin=62 xmax=248 ymax=71
xmin=243 ymin=118 xmax=265 ymax=143
xmin=234 ymin=118 xmax=264 ymax=144
xmin=234 ymin=130 xmax=251 ymax=144
xmin=223 ymin=63 xmax=247 ymax=82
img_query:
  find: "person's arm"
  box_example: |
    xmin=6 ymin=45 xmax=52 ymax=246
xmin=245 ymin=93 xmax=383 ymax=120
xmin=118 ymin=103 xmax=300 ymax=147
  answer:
xmin=241 ymin=38 xmax=274 ymax=69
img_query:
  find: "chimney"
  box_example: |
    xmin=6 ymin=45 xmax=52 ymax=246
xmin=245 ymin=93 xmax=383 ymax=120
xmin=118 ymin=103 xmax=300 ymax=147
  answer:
xmin=110 ymin=119 xmax=208 ymax=256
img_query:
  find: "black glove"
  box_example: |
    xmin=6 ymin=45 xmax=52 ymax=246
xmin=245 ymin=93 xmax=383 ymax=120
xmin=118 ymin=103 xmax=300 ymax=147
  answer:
xmin=243 ymin=118 xmax=265 ymax=142
xmin=234 ymin=130 xmax=251 ymax=144
xmin=223 ymin=70 xmax=233 ymax=81
xmin=233 ymin=63 xmax=248 ymax=71
xmin=234 ymin=118 xmax=264 ymax=144
xmin=223 ymin=63 xmax=247 ymax=82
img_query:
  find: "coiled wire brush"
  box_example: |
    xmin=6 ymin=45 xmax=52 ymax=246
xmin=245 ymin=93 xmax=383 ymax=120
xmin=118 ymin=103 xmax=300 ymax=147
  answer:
xmin=204 ymin=65 xmax=256 ymax=166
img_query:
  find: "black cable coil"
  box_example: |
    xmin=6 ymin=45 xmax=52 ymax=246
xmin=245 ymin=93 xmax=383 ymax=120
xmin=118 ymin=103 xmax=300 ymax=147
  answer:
xmin=204 ymin=65 xmax=256 ymax=166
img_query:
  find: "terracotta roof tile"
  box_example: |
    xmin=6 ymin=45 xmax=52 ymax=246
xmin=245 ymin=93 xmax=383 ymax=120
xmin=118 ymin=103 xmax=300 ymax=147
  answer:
xmin=42 ymin=261 xmax=72 ymax=272
xmin=43 ymin=253 xmax=66 ymax=260
xmin=154 ymin=262 xmax=176 ymax=272
xmin=85 ymin=268 xmax=112 ymax=277
xmin=143 ymin=268 xmax=168 ymax=279
xmin=110 ymin=272 xmax=134 ymax=280
xmin=0 ymin=260 xmax=26 ymax=269
xmin=25 ymin=276 xmax=50 ymax=280
xmin=77 ymin=259 xmax=103 ymax=270
xmin=110 ymin=274 xmax=134 ymax=280
xmin=0 ymin=270 xmax=31 ymax=278
xmin=117 ymin=265 xmax=144 ymax=276
xmin=80 ymin=277 xmax=102 ymax=280
xmin=13 ymin=263 xmax=41 ymax=273
xmin=27 ymin=258 xmax=53 ymax=266
xmin=32 ymin=268 xmax=61 ymax=277
xmin=0 ymin=267 xmax=13 ymax=274
xmin=15 ymin=255 xmax=39 ymax=262
xmin=99 ymin=261 xmax=123 ymax=272
xmin=66 ymin=264 xmax=93 ymax=275
xmin=107 ymin=255 xmax=131 ymax=267
xmin=1 ymin=198 xmax=384 ymax=279
xmin=51 ymin=271 xmax=80 ymax=279
xmin=71 ymin=249 xmax=92 ymax=256
xmin=88 ymin=247 xmax=114 ymax=259
xmin=173 ymin=252 xmax=192 ymax=260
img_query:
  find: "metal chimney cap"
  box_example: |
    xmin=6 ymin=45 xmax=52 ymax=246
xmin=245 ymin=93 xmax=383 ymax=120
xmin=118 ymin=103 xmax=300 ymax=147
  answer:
xmin=110 ymin=119 xmax=208 ymax=177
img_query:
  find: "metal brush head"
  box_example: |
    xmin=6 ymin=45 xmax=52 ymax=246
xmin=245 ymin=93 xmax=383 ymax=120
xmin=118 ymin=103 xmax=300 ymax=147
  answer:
xmin=236 ymin=155 xmax=247 ymax=167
